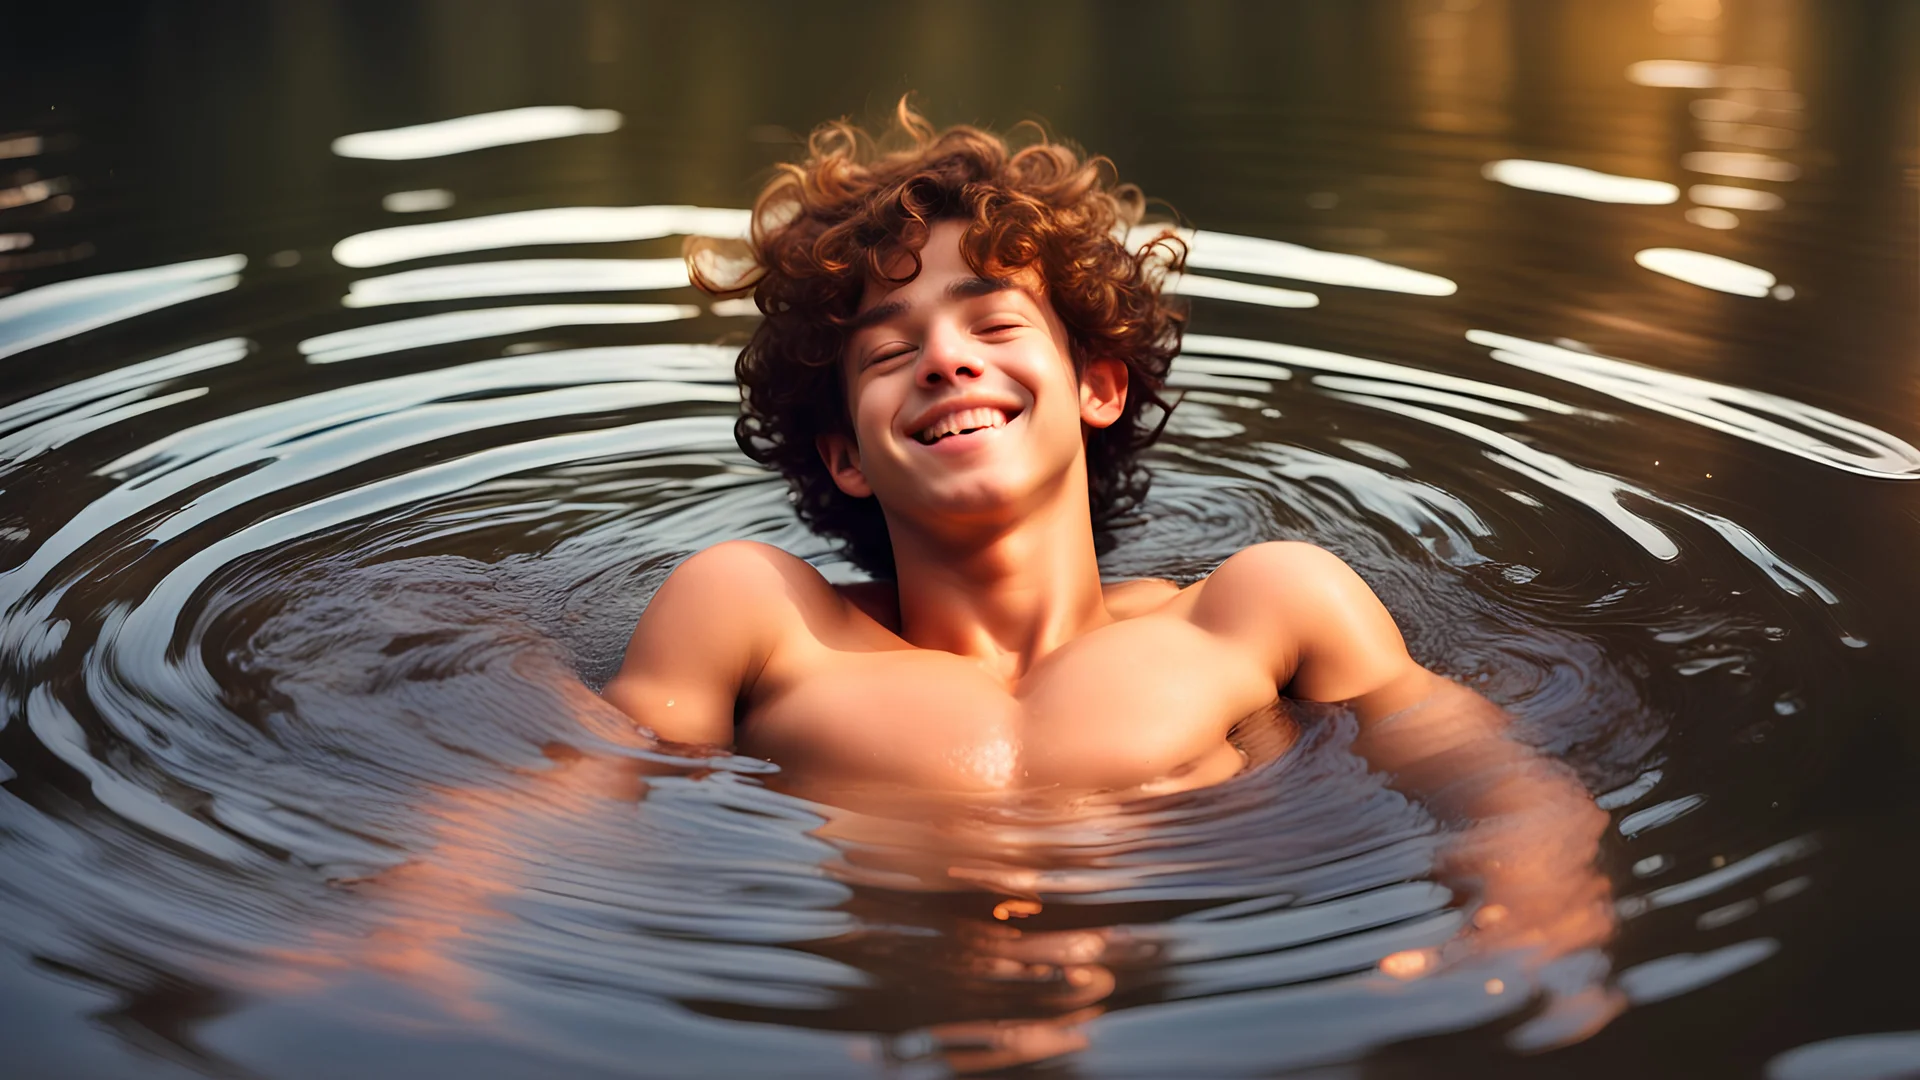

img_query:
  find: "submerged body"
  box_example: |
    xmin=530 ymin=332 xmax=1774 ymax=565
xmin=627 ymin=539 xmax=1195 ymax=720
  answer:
xmin=606 ymin=538 xmax=1391 ymax=799
xmin=346 ymin=111 xmax=1615 ymax=1067
xmin=606 ymin=220 xmax=1482 ymax=800
xmin=579 ymin=123 xmax=1617 ymax=1050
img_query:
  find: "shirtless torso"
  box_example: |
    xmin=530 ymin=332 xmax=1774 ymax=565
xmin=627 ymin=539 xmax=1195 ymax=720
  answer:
xmin=588 ymin=204 xmax=1610 ymax=976
xmin=601 ymin=220 xmax=1443 ymax=799
xmin=602 ymin=536 xmax=1427 ymax=800
xmin=584 ymin=138 xmax=1613 ymax=1012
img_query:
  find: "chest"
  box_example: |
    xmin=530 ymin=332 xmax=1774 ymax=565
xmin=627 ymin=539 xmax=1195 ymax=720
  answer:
xmin=739 ymin=618 xmax=1277 ymax=793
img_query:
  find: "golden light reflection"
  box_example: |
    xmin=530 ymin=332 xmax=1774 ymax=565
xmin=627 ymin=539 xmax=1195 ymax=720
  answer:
xmin=1685 ymin=206 xmax=1740 ymax=229
xmin=1482 ymin=160 xmax=1679 ymax=204
xmin=1380 ymin=948 xmax=1437 ymax=980
xmin=1689 ymin=183 xmax=1785 ymax=211
xmin=1681 ymin=150 xmax=1798 ymax=182
xmin=1633 ymin=1 xmax=1809 ymax=234
xmin=992 ymin=899 xmax=1044 ymax=921
xmin=1627 ymin=59 xmax=1721 ymax=87
xmin=1634 ymin=247 xmax=1774 ymax=294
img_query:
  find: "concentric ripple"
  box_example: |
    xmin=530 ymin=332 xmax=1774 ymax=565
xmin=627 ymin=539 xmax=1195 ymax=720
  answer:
xmin=0 ymin=185 xmax=1897 ymax=1077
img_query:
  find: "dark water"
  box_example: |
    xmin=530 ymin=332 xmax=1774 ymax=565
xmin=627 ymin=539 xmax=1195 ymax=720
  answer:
xmin=4 ymin=2 xmax=1919 ymax=1077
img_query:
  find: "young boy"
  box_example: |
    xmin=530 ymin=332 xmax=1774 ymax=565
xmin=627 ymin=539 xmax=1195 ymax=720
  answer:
xmin=600 ymin=104 xmax=1601 ymax=877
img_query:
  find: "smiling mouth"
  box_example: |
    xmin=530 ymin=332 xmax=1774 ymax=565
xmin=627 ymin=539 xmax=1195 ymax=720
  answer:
xmin=912 ymin=406 xmax=1020 ymax=445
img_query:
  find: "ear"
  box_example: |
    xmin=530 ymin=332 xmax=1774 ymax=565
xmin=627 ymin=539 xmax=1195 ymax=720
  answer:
xmin=815 ymin=432 xmax=873 ymax=498
xmin=1078 ymin=357 xmax=1129 ymax=429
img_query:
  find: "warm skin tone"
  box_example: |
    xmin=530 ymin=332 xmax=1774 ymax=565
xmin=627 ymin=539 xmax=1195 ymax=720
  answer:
xmin=602 ymin=221 xmax=1615 ymax=1018
xmin=283 ymin=222 xmax=1613 ymax=1066
xmin=608 ymin=222 xmax=1386 ymax=796
xmin=607 ymin=223 xmax=1573 ymax=807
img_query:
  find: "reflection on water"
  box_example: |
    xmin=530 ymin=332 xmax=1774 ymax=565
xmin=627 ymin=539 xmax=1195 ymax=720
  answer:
xmin=1468 ymin=330 xmax=1920 ymax=480
xmin=332 ymin=106 xmax=625 ymax=160
xmin=0 ymin=255 xmax=244 ymax=359
xmin=2 ymin=0 xmax=1917 ymax=1076
xmin=1133 ymin=226 xmax=1458 ymax=296
xmin=1766 ymin=1031 xmax=1920 ymax=1080
xmin=1634 ymin=246 xmax=1778 ymax=295
xmin=332 ymin=206 xmax=751 ymax=267
xmin=296 ymin=301 xmax=702 ymax=363
xmin=379 ymin=188 xmax=455 ymax=214
xmin=1482 ymin=160 xmax=1679 ymax=204
xmin=344 ymin=258 xmax=692 ymax=307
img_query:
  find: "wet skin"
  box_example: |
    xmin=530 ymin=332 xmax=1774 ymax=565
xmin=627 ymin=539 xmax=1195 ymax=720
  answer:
xmin=605 ymin=221 xmax=1443 ymax=800
xmin=598 ymin=222 xmax=1615 ymax=1034
xmin=288 ymin=223 xmax=1614 ymax=1058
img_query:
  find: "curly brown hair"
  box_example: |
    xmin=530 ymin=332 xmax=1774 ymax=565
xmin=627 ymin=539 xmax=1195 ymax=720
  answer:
xmin=688 ymin=101 xmax=1187 ymax=578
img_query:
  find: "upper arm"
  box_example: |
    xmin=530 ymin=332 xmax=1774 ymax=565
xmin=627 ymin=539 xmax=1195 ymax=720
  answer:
xmin=1207 ymin=543 xmax=1513 ymax=764
xmin=1201 ymin=542 xmax=1428 ymax=705
xmin=601 ymin=540 xmax=795 ymax=746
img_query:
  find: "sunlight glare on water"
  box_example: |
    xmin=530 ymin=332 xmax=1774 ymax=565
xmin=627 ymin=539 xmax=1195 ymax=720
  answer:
xmin=1 ymin=2 xmax=1916 ymax=1077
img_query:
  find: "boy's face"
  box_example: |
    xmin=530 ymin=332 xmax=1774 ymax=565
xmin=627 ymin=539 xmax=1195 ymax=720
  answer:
xmin=819 ymin=220 xmax=1128 ymax=530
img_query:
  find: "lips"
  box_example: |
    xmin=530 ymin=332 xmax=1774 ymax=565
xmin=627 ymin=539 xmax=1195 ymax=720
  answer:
xmin=911 ymin=405 xmax=1020 ymax=445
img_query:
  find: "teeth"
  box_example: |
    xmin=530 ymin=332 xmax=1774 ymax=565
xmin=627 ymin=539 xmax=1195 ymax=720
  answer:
xmin=915 ymin=406 xmax=1011 ymax=444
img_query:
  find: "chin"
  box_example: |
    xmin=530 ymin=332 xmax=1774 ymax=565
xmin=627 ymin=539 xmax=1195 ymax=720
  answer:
xmin=925 ymin=483 xmax=1032 ymax=520
xmin=882 ymin=471 xmax=1029 ymax=523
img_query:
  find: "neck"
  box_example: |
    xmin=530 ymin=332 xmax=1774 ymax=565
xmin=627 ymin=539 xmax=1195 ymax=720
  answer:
xmin=884 ymin=479 xmax=1112 ymax=682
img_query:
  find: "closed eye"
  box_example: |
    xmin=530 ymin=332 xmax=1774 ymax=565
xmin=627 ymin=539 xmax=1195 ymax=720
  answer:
xmin=866 ymin=345 xmax=917 ymax=368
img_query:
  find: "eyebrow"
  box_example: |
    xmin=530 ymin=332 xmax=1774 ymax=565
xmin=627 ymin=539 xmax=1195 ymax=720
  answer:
xmin=845 ymin=275 xmax=1020 ymax=336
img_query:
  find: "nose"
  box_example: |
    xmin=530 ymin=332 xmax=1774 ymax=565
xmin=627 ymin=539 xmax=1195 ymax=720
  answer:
xmin=915 ymin=322 xmax=983 ymax=387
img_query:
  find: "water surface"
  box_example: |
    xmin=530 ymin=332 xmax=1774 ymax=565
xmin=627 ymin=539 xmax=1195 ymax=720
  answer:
xmin=3 ymin=2 xmax=1919 ymax=1077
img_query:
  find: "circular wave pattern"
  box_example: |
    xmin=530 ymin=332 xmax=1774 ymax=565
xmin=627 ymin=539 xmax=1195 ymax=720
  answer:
xmin=0 ymin=190 xmax=1884 ymax=1075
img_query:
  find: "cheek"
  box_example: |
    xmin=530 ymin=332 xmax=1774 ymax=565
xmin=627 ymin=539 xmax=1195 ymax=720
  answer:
xmin=849 ymin=382 xmax=900 ymax=448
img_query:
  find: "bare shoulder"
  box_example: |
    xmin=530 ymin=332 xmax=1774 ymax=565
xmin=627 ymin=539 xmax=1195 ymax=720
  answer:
xmin=630 ymin=540 xmax=848 ymax=657
xmin=603 ymin=541 xmax=841 ymax=745
xmin=664 ymin=539 xmax=835 ymax=601
xmin=652 ymin=534 xmax=864 ymax=634
xmin=1190 ymin=541 xmax=1413 ymax=701
xmin=1197 ymin=541 xmax=1367 ymax=606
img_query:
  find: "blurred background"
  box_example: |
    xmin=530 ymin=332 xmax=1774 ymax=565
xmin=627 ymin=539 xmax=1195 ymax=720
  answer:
xmin=2 ymin=2 xmax=1919 ymax=1078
